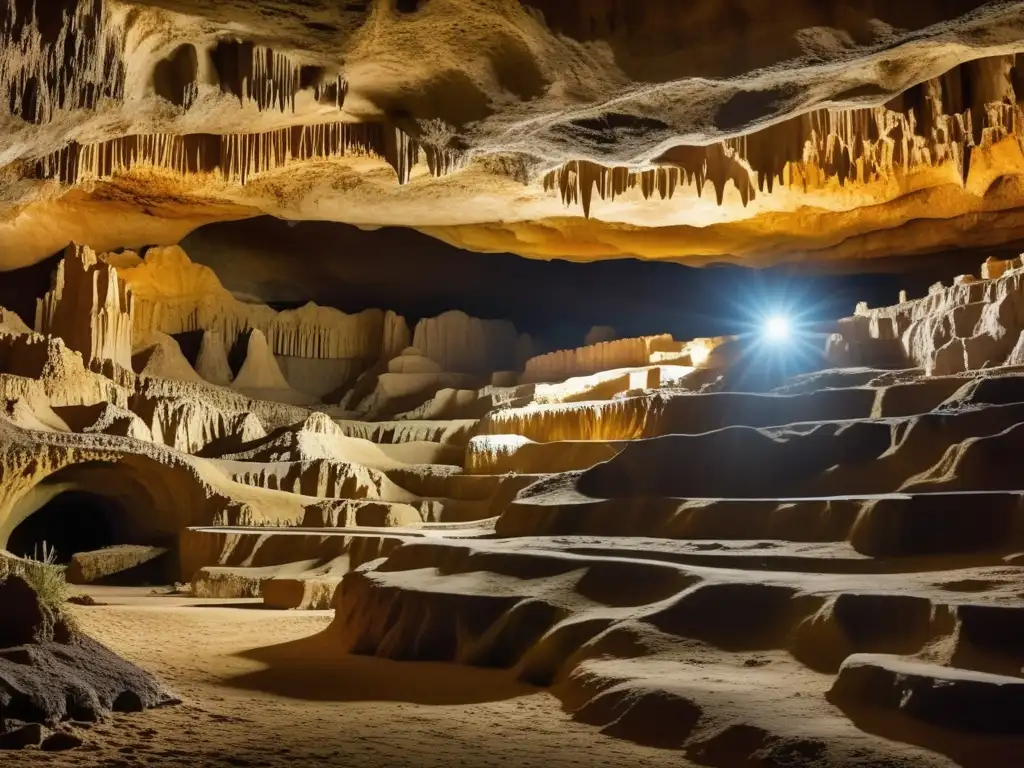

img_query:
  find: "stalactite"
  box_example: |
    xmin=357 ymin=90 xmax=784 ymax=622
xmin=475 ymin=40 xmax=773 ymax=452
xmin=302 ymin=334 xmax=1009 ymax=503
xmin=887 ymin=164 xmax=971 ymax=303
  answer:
xmin=181 ymin=81 xmax=198 ymax=111
xmin=1 ymin=0 xmax=127 ymax=124
xmin=34 ymin=122 xmax=421 ymax=186
xmin=383 ymin=126 xmax=419 ymax=185
xmin=423 ymin=146 xmax=467 ymax=178
xmin=545 ymin=55 xmax=1024 ymax=215
xmin=314 ymin=75 xmax=348 ymax=109
xmin=543 ymin=146 xmax=754 ymax=219
xmin=210 ymin=39 xmax=347 ymax=114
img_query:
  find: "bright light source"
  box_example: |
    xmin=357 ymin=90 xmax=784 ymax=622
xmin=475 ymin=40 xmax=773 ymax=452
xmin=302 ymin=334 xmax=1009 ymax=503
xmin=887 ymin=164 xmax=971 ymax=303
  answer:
xmin=763 ymin=314 xmax=791 ymax=342
xmin=689 ymin=342 xmax=711 ymax=367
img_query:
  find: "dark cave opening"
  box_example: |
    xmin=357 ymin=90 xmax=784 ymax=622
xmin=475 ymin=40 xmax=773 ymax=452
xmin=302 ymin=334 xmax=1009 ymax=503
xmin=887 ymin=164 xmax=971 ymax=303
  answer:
xmin=6 ymin=490 xmax=173 ymax=585
xmin=7 ymin=491 xmax=128 ymax=564
xmin=153 ymin=43 xmax=199 ymax=108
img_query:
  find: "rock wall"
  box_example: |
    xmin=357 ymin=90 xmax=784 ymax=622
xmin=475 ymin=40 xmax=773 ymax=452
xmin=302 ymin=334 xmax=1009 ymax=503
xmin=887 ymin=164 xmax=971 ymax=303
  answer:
xmin=411 ymin=311 xmax=522 ymax=374
xmin=0 ymin=331 xmax=129 ymax=408
xmin=105 ymin=247 xmax=527 ymax=383
xmin=18 ymin=241 xmax=744 ymax=413
xmin=105 ymin=246 xmax=402 ymax=363
xmin=827 ymin=254 xmax=1024 ymax=375
xmin=522 ymin=334 xmax=681 ymax=383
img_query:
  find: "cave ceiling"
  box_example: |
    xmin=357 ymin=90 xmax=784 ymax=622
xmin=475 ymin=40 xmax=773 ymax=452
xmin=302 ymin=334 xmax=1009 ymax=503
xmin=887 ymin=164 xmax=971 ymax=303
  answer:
xmin=4 ymin=0 xmax=1024 ymax=269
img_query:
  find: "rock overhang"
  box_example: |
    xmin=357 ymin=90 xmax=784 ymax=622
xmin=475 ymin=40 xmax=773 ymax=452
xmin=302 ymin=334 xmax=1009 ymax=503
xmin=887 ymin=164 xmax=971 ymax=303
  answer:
xmin=4 ymin=0 xmax=1024 ymax=267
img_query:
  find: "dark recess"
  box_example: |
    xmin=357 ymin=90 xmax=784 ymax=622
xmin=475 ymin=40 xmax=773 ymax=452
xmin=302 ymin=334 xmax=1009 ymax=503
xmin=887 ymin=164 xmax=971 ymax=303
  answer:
xmin=7 ymin=491 xmax=172 ymax=584
xmin=176 ymin=217 xmax=1001 ymax=351
xmin=153 ymin=43 xmax=199 ymax=108
xmin=0 ymin=216 xmax=1012 ymax=354
xmin=209 ymin=39 xmax=254 ymax=103
xmin=8 ymin=492 xmax=126 ymax=563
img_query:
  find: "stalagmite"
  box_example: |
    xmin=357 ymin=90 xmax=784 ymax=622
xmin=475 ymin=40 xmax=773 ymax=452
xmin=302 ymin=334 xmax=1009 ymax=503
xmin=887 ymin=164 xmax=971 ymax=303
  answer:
xmin=231 ymin=329 xmax=291 ymax=391
xmin=195 ymin=330 xmax=233 ymax=386
xmin=133 ymin=332 xmax=205 ymax=384
xmin=35 ymin=243 xmax=134 ymax=373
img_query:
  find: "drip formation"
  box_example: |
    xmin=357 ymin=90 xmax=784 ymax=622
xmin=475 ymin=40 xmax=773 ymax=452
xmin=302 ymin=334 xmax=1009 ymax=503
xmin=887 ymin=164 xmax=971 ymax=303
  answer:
xmin=1 ymin=0 xmax=127 ymax=123
xmin=546 ymin=55 xmax=1024 ymax=216
xmin=34 ymin=123 xmax=430 ymax=187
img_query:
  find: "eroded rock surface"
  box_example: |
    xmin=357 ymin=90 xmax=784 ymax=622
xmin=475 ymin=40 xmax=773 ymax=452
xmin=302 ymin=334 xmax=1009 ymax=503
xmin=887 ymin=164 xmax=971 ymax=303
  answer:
xmin=7 ymin=8 xmax=1024 ymax=762
xmin=5 ymin=1 xmax=1024 ymax=267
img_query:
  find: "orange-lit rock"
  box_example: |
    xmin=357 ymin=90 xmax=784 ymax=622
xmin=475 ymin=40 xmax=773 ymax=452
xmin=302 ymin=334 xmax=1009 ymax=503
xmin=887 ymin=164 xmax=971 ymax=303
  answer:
xmin=5 ymin=1 xmax=1024 ymax=267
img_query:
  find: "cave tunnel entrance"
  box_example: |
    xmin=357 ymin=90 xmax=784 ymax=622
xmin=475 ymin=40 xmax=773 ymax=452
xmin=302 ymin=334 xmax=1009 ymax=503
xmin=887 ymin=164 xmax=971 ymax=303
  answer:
xmin=6 ymin=489 xmax=174 ymax=586
xmin=8 ymin=491 xmax=125 ymax=564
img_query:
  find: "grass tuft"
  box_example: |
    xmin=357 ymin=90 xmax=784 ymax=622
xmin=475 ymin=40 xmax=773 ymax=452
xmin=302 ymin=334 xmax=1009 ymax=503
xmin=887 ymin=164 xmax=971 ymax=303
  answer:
xmin=9 ymin=542 xmax=69 ymax=614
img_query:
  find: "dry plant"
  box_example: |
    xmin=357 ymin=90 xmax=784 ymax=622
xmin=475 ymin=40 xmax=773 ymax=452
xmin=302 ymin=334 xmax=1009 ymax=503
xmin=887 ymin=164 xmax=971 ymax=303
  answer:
xmin=12 ymin=542 xmax=69 ymax=614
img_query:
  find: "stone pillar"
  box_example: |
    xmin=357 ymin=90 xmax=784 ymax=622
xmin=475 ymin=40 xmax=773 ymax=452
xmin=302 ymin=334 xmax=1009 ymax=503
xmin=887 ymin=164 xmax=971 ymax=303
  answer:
xmin=35 ymin=243 xmax=134 ymax=373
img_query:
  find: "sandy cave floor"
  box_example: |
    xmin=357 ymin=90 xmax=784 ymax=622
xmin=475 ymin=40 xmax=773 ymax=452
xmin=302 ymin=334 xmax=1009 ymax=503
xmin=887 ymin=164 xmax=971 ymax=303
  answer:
xmin=4 ymin=586 xmax=686 ymax=768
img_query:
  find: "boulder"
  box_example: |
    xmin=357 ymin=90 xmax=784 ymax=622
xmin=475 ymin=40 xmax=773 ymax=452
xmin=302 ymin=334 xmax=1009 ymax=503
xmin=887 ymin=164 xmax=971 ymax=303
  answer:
xmin=41 ymin=730 xmax=83 ymax=751
xmin=0 ymin=723 xmax=44 ymax=750
xmin=66 ymin=546 xmax=170 ymax=585
xmin=829 ymin=653 xmax=1024 ymax=734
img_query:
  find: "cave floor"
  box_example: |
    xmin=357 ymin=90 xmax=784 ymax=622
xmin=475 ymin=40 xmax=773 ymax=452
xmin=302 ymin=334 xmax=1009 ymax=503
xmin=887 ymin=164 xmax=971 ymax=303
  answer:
xmin=4 ymin=587 xmax=685 ymax=768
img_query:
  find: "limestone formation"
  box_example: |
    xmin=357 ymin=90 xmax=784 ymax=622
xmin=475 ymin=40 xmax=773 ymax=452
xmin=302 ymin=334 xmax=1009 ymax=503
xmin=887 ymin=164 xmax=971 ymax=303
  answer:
xmin=8 ymin=3 xmax=1024 ymax=267
xmin=87 ymin=245 xmax=530 ymax=398
xmin=103 ymin=246 xmax=402 ymax=363
xmin=35 ymin=244 xmax=134 ymax=374
xmin=827 ymin=253 xmax=1024 ymax=375
xmin=66 ymin=545 xmax=169 ymax=584
xmin=522 ymin=334 xmax=699 ymax=383
xmin=231 ymin=330 xmax=292 ymax=392
xmin=133 ymin=332 xmax=204 ymax=384
xmin=7 ymin=2 xmax=1024 ymax=764
xmin=0 ymin=308 xmax=30 ymax=336
xmin=32 ymin=122 xmax=428 ymax=188
xmin=411 ymin=311 xmax=521 ymax=374
xmin=6 ymin=240 xmax=1024 ymax=763
xmin=542 ymin=53 xmax=1024 ymax=218
xmin=194 ymin=331 xmax=233 ymax=386
xmin=0 ymin=330 xmax=129 ymax=409
xmin=0 ymin=0 xmax=127 ymax=126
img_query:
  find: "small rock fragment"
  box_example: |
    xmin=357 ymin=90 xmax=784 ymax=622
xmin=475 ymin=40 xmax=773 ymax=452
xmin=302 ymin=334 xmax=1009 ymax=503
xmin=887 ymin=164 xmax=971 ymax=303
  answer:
xmin=0 ymin=723 xmax=45 ymax=750
xmin=41 ymin=731 xmax=84 ymax=751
